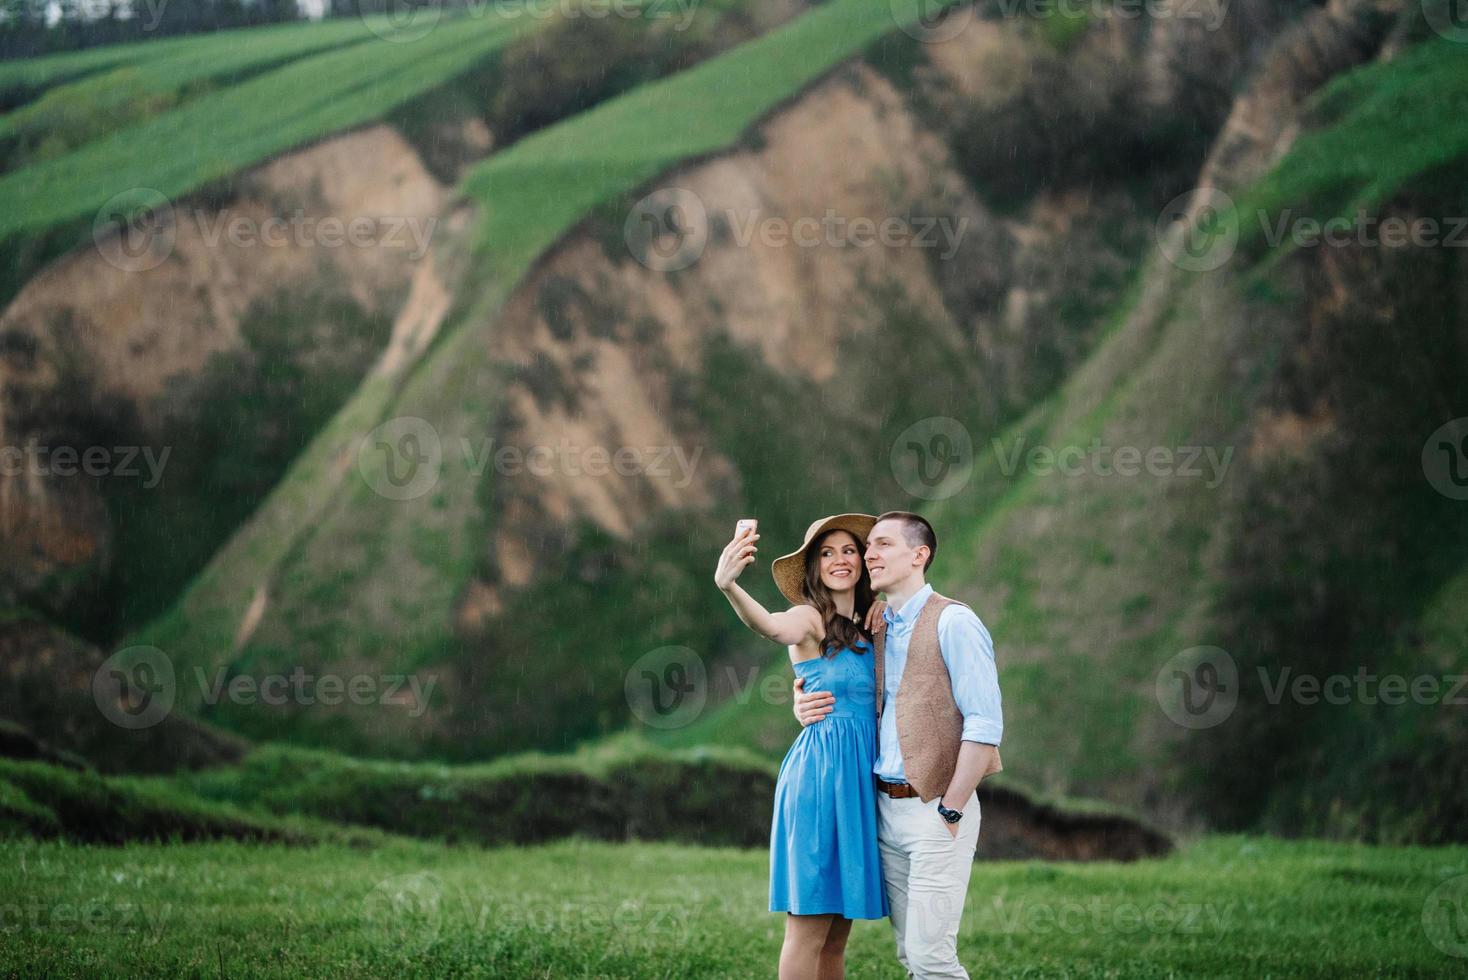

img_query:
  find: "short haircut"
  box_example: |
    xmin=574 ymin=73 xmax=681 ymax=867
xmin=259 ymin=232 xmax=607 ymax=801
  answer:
xmin=874 ymin=511 xmax=937 ymax=571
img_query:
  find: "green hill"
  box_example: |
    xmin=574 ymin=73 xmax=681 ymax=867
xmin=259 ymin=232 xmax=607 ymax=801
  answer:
xmin=0 ymin=17 xmax=390 ymax=171
xmin=3 ymin=1 xmax=1464 ymax=845
xmin=667 ymin=28 xmax=1468 ymax=842
xmin=126 ymin=0 xmax=986 ymax=760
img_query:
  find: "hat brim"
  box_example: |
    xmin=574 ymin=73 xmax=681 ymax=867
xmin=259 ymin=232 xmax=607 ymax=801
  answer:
xmin=770 ymin=513 xmax=877 ymax=606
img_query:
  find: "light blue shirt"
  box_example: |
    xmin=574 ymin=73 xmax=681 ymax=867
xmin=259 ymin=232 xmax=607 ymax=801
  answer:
xmin=874 ymin=583 xmax=1003 ymax=783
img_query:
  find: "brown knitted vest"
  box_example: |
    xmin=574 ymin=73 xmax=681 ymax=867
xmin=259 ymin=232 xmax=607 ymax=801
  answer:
xmin=874 ymin=591 xmax=1003 ymax=802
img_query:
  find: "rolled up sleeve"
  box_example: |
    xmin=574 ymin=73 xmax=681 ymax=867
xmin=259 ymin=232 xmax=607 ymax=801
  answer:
xmin=938 ymin=606 xmax=1003 ymax=746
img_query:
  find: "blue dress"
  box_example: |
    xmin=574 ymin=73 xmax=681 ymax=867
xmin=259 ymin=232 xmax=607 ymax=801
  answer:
xmin=769 ymin=640 xmax=889 ymax=919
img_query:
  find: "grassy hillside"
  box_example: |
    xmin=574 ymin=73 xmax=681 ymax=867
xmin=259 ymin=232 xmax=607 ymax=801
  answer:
xmin=2 ymin=834 xmax=1462 ymax=976
xmin=0 ymin=17 xmax=387 ymax=169
xmin=0 ymin=26 xmax=265 ymax=103
xmin=11 ymin=1 xmax=1459 ymax=845
xmin=169 ymin=737 xmax=779 ymax=848
xmin=668 ymin=30 xmax=1468 ymax=842
xmin=920 ymin=33 xmax=1468 ymax=831
xmin=0 ymin=757 xmax=368 ymax=845
xmin=460 ymin=0 xmax=966 ymax=272
xmin=127 ymin=0 xmax=979 ymax=760
xmin=0 ymin=13 xmax=537 ymax=243
xmin=1238 ymin=35 xmax=1468 ymax=258
xmin=0 ymin=0 xmax=819 ymax=642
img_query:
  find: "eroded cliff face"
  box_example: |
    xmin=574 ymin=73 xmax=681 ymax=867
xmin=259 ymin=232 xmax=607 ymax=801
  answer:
xmin=0 ymin=124 xmax=452 ymax=626
xmin=3 ymin=2 xmax=1424 ymax=783
xmin=475 ymin=63 xmax=989 ymax=605
xmin=447 ymin=12 xmax=1269 ymax=754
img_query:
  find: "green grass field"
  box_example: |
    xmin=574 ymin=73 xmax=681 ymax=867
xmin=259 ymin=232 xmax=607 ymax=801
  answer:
xmin=0 ymin=17 xmax=385 ymax=164
xmin=0 ymin=11 xmax=541 ymax=241
xmin=0 ymin=26 xmax=273 ymax=99
xmin=1 ymin=834 xmax=1462 ymax=977
xmin=460 ymin=0 xmax=962 ymax=273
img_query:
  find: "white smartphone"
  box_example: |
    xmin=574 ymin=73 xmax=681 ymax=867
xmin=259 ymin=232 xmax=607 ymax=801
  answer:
xmin=736 ymin=518 xmax=758 ymax=536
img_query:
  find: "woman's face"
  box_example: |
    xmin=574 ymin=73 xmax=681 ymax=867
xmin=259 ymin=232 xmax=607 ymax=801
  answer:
xmin=816 ymin=530 xmax=863 ymax=594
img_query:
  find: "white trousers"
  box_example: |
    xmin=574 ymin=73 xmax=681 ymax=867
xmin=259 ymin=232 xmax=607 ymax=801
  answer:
xmin=877 ymin=789 xmax=981 ymax=979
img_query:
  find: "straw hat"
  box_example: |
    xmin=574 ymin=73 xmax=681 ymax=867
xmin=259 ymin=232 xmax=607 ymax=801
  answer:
xmin=771 ymin=513 xmax=877 ymax=605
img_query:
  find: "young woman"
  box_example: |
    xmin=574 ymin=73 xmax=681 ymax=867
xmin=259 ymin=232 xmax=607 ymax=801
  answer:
xmin=714 ymin=513 xmax=888 ymax=980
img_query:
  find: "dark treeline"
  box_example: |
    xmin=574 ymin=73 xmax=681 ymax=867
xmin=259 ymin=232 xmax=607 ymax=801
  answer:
xmin=0 ymin=0 xmax=305 ymax=60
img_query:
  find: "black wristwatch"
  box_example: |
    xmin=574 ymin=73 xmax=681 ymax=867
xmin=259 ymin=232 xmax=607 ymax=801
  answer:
xmin=936 ymin=799 xmax=963 ymax=824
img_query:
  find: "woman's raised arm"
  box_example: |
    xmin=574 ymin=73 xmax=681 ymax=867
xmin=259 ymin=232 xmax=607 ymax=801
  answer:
xmin=715 ymin=525 xmax=818 ymax=646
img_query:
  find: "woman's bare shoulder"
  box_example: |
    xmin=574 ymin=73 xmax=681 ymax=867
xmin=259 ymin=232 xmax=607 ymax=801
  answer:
xmin=785 ymin=603 xmax=821 ymax=622
xmin=784 ymin=605 xmax=825 ymax=662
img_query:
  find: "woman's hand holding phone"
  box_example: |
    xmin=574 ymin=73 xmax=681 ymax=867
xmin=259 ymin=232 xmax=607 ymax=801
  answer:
xmin=715 ymin=519 xmax=760 ymax=591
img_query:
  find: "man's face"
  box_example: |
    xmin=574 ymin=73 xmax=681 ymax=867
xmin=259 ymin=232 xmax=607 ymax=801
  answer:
xmin=864 ymin=518 xmax=922 ymax=593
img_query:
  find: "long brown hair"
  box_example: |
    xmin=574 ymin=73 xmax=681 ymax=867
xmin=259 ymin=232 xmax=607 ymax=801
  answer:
xmin=801 ymin=529 xmax=874 ymax=658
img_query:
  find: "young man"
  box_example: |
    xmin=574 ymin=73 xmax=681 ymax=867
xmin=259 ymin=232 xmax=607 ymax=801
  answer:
xmin=793 ymin=511 xmax=1002 ymax=980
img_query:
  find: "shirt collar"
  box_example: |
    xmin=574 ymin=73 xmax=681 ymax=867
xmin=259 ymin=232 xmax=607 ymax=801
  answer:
xmin=883 ymin=583 xmax=934 ymax=627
